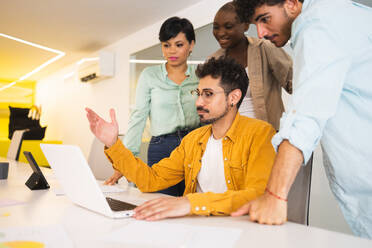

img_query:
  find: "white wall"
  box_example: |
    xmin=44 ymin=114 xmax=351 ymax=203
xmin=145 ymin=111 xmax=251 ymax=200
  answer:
xmin=36 ymin=0 xmax=229 ymax=157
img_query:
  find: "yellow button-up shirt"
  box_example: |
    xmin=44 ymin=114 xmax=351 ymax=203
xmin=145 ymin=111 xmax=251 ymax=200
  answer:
xmin=105 ymin=113 xmax=276 ymax=216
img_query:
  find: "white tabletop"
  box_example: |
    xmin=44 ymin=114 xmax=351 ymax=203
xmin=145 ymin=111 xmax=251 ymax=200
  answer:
xmin=1 ymin=158 xmax=371 ymax=248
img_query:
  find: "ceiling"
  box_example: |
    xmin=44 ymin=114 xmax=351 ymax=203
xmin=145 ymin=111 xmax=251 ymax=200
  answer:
xmin=1 ymin=0 xmax=371 ymax=85
xmin=0 ymin=0 xmax=202 ymax=82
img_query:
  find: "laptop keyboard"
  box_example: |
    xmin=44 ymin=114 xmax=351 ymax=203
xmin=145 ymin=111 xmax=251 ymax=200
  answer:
xmin=106 ymin=197 xmax=137 ymax=212
xmin=100 ymin=184 xmax=125 ymax=193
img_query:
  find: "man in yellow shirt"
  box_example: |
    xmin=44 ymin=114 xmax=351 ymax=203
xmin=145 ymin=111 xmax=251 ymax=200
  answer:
xmin=85 ymin=57 xmax=276 ymax=221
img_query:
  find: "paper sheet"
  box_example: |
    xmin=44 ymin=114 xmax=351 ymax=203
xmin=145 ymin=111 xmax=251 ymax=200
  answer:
xmin=102 ymin=221 xmax=242 ymax=248
xmin=0 ymin=199 xmax=25 ymax=208
xmin=0 ymin=225 xmax=74 ymax=248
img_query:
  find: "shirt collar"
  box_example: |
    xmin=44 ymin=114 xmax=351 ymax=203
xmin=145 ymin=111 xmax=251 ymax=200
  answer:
xmin=161 ymin=63 xmax=168 ymax=81
xmin=301 ymin=0 xmax=312 ymax=11
xmin=161 ymin=63 xmax=192 ymax=81
xmin=290 ymin=0 xmax=313 ymax=49
xmin=224 ymin=112 xmax=241 ymax=143
xmin=185 ymin=64 xmax=192 ymax=77
xmin=198 ymin=112 xmax=241 ymax=146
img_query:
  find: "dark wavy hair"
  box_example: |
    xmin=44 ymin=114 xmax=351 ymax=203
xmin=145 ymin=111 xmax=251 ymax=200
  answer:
xmin=196 ymin=57 xmax=248 ymax=108
xmin=159 ymin=17 xmax=195 ymax=44
xmin=234 ymin=0 xmax=304 ymax=23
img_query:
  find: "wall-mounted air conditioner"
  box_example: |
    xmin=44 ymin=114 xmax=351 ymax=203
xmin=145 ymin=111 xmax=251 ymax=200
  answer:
xmin=78 ymin=51 xmax=114 ymax=83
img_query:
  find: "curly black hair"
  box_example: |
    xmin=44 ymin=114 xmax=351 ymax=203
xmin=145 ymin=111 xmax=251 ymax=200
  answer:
xmin=195 ymin=57 xmax=248 ymax=108
xmin=234 ymin=0 xmax=304 ymax=23
xmin=218 ymin=1 xmax=243 ymax=23
xmin=159 ymin=16 xmax=195 ymax=44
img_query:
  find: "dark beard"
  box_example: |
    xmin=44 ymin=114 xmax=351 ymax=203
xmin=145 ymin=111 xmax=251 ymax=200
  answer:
xmin=200 ymin=104 xmax=229 ymax=124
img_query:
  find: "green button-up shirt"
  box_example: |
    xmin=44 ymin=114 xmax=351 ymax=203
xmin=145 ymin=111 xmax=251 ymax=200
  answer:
xmin=123 ymin=63 xmax=200 ymax=155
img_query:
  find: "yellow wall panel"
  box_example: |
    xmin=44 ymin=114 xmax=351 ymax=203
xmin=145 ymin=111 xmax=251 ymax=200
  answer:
xmin=0 ymin=139 xmax=62 ymax=167
xmin=0 ymin=79 xmax=36 ymax=139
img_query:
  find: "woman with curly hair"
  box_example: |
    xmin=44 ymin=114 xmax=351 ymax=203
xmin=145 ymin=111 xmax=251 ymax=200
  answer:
xmin=210 ymin=1 xmax=292 ymax=130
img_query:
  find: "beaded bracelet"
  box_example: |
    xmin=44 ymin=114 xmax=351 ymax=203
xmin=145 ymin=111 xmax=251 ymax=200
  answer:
xmin=266 ymin=188 xmax=288 ymax=202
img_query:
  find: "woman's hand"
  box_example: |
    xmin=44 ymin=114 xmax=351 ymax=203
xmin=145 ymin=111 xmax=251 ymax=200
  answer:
xmin=104 ymin=170 xmax=123 ymax=185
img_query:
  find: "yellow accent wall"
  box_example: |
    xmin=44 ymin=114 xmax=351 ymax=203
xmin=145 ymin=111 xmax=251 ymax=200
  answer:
xmin=0 ymin=79 xmax=36 ymax=139
xmin=0 ymin=139 xmax=62 ymax=167
xmin=0 ymin=117 xmax=9 ymax=139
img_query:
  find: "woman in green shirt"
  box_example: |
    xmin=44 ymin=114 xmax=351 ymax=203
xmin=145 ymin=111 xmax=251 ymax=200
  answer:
xmin=105 ymin=17 xmax=200 ymax=196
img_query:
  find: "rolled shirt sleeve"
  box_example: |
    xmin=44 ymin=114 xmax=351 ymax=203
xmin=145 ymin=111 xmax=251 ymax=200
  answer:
xmin=272 ymin=15 xmax=351 ymax=164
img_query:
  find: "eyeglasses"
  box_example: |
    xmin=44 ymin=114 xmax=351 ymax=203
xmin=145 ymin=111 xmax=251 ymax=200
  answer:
xmin=190 ymin=89 xmax=226 ymax=102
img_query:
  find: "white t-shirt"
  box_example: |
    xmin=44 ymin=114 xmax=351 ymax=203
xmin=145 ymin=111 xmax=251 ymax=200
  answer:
xmin=196 ymin=135 xmax=227 ymax=193
xmin=238 ymin=67 xmax=257 ymax=118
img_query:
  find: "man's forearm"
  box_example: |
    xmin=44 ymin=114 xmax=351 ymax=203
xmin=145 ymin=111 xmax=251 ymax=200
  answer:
xmin=266 ymin=140 xmax=304 ymax=198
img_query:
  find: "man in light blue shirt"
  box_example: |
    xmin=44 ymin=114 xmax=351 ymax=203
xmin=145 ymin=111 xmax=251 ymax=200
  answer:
xmin=233 ymin=0 xmax=372 ymax=238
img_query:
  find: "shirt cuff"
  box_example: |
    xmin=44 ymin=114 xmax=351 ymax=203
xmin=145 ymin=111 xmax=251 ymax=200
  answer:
xmin=186 ymin=193 xmax=214 ymax=216
xmin=104 ymin=139 xmax=133 ymax=166
xmin=272 ymin=111 xmax=322 ymax=164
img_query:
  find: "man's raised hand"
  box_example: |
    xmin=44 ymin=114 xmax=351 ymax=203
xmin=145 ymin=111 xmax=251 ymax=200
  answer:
xmin=85 ymin=108 xmax=119 ymax=147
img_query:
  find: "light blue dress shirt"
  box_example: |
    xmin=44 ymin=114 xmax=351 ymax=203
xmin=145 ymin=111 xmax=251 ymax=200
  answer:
xmin=272 ymin=0 xmax=372 ymax=238
xmin=123 ymin=63 xmax=200 ymax=156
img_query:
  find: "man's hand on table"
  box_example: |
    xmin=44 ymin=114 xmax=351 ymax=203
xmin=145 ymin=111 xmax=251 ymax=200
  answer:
xmin=133 ymin=196 xmax=191 ymax=221
xmin=231 ymin=192 xmax=287 ymax=225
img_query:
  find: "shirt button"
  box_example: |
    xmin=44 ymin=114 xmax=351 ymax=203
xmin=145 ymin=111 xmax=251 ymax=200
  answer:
xmin=195 ymin=206 xmax=200 ymax=211
xmin=227 ymin=180 xmax=231 ymax=184
xmin=201 ymin=206 xmax=206 ymax=211
xmin=224 ymin=157 xmax=227 ymax=161
xmin=224 ymin=137 xmax=227 ymax=140
xmin=188 ymin=164 xmax=191 ymax=168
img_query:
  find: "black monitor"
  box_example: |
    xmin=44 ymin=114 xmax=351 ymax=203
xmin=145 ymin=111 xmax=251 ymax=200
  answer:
xmin=24 ymin=151 xmax=50 ymax=190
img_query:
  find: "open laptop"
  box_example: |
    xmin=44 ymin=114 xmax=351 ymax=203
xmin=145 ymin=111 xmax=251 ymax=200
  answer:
xmin=40 ymin=143 xmax=136 ymax=218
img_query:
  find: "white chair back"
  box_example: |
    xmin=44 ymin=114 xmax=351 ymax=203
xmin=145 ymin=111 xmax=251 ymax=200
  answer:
xmin=7 ymin=129 xmax=27 ymax=160
xmin=87 ymin=135 xmax=149 ymax=181
xmin=87 ymin=137 xmax=115 ymax=180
